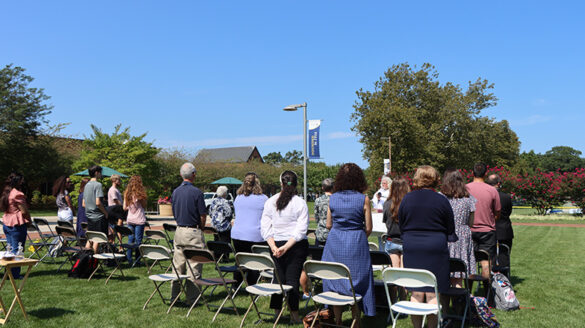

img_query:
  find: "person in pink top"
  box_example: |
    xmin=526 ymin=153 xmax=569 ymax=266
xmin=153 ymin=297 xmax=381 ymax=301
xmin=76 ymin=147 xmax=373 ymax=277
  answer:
xmin=123 ymin=175 xmax=147 ymax=265
xmin=0 ymin=173 xmax=32 ymax=278
xmin=466 ymin=163 xmax=501 ymax=280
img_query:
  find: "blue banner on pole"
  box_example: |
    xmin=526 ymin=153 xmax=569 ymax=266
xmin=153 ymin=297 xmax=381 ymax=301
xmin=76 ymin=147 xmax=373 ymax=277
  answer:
xmin=309 ymin=120 xmax=321 ymax=159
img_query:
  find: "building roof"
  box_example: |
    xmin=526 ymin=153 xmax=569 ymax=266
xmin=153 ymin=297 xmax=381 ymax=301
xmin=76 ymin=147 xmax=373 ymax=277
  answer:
xmin=194 ymin=146 xmax=263 ymax=163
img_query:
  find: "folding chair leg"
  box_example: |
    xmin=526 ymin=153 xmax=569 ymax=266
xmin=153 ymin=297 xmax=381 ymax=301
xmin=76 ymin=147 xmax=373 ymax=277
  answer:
xmin=240 ymin=297 xmax=256 ymax=328
xmin=309 ymin=305 xmax=321 ymax=328
xmin=144 ymin=282 xmax=164 ymax=310
xmin=167 ymin=279 xmax=187 ymax=314
xmin=272 ymin=295 xmax=288 ymax=328
xmin=88 ymin=263 xmax=103 ymax=281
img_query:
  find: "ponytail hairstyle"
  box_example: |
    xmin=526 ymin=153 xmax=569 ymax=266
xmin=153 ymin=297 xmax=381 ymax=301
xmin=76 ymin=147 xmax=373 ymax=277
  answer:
xmin=237 ymin=172 xmax=263 ymax=196
xmin=276 ymin=170 xmax=298 ymax=211
xmin=0 ymin=172 xmax=26 ymax=212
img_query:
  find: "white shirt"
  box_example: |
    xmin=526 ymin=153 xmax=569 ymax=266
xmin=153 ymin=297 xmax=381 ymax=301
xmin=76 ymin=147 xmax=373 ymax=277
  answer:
xmin=261 ymin=194 xmax=309 ymax=242
xmin=372 ymin=187 xmax=390 ymax=210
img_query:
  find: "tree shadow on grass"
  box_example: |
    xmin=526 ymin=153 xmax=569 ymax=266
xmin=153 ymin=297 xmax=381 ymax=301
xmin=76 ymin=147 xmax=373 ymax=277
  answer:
xmin=28 ymin=307 xmax=75 ymax=319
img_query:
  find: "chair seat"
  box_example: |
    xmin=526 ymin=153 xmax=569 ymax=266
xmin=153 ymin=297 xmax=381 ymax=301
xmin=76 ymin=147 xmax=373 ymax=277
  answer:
xmin=246 ymin=283 xmax=293 ymax=296
xmin=62 ymin=246 xmax=82 ymax=253
xmin=442 ymin=287 xmax=468 ymax=296
xmin=469 ymin=274 xmax=489 ymax=281
xmin=313 ymin=291 xmax=362 ymax=306
xmin=194 ymin=277 xmax=229 ymax=286
xmin=372 ymin=265 xmax=387 ymax=272
xmin=218 ymin=265 xmax=238 ymax=273
xmin=94 ymin=253 xmax=126 ymax=260
xmin=391 ymin=301 xmax=440 ymax=316
xmin=149 ymin=273 xmax=190 ymax=282
xmin=260 ymin=270 xmax=274 ymax=279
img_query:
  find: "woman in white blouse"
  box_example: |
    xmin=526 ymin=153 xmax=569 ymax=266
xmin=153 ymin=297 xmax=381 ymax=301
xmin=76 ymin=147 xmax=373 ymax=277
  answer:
xmin=261 ymin=170 xmax=309 ymax=323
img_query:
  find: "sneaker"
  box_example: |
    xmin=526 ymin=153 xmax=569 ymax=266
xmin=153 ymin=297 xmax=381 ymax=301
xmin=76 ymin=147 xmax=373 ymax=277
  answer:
xmin=302 ymin=293 xmax=311 ymax=300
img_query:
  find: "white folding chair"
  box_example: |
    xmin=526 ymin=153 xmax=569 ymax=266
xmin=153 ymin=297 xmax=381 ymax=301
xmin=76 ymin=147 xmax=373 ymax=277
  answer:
xmin=139 ymin=244 xmax=189 ymax=313
xmin=235 ymin=252 xmax=292 ymax=328
xmin=382 ymin=267 xmax=442 ymax=328
xmin=85 ymin=231 xmax=126 ymax=284
xmin=251 ymin=245 xmax=274 ymax=282
xmin=303 ymin=260 xmax=362 ymax=328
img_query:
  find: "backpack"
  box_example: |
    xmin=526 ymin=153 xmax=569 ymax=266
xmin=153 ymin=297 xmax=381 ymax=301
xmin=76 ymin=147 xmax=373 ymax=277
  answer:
xmin=470 ymin=296 xmax=500 ymax=327
xmin=302 ymin=308 xmax=334 ymax=328
xmin=68 ymin=249 xmax=97 ymax=278
xmin=492 ymin=272 xmax=520 ymax=311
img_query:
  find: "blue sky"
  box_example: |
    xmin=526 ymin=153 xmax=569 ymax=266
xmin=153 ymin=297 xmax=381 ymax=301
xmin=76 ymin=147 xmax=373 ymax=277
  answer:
xmin=2 ymin=1 xmax=584 ymax=168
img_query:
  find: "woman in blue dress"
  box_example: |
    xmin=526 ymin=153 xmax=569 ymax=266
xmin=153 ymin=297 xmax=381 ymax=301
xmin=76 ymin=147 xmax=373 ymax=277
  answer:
xmin=322 ymin=163 xmax=375 ymax=327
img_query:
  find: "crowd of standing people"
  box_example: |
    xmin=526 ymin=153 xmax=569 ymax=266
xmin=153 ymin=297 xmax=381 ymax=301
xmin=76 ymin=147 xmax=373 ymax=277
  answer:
xmin=0 ymin=159 xmax=514 ymax=327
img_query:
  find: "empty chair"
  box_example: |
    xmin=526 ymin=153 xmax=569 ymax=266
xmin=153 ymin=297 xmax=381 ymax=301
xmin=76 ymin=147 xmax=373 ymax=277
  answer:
xmin=139 ymin=244 xmax=189 ymax=313
xmin=383 ymin=267 xmax=442 ymax=328
xmin=144 ymin=230 xmax=168 ymax=246
xmin=26 ymin=223 xmax=52 ymax=263
xmin=494 ymin=243 xmax=511 ymax=279
xmin=442 ymin=258 xmax=471 ymax=328
xmin=251 ymin=244 xmax=274 ymax=282
xmin=33 ymin=218 xmax=56 ymax=239
xmin=469 ymin=249 xmax=492 ymax=298
xmin=85 ymin=231 xmax=126 ymax=284
xmin=162 ymin=223 xmax=176 ymax=248
xmin=54 ymin=226 xmax=84 ymax=272
xmin=183 ymin=248 xmax=239 ymax=320
xmin=370 ymin=250 xmax=392 ymax=273
xmin=304 ymin=260 xmax=362 ymax=328
xmin=207 ymin=241 xmax=242 ymax=298
xmin=235 ymin=252 xmax=293 ymax=328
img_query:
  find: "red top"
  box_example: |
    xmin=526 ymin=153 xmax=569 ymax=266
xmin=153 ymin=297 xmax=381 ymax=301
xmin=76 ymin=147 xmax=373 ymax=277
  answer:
xmin=2 ymin=189 xmax=29 ymax=227
xmin=466 ymin=182 xmax=501 ymax=232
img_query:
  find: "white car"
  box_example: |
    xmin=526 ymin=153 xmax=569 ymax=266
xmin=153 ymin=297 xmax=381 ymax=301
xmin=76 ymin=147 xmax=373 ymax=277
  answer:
xmin=204 ymin=192 xmax=234 ymax=211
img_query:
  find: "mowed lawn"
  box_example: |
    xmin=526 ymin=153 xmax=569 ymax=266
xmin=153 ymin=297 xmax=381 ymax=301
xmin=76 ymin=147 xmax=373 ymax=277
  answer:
xmin=2 ymin=223 xmax=584 ymax=327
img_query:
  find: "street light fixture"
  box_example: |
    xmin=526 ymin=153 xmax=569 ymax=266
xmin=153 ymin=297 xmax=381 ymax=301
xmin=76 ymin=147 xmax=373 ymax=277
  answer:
xmin=283 ymin=102 xmax=308 ymax=201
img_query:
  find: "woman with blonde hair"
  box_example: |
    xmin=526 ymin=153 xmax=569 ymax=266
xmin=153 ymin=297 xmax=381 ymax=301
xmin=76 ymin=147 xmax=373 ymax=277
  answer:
xmin=399 ymin=165 xmax=455 ymax=328
xmin=231 ymin=172 xmax=268 ymax=285
xmin=123 ymin=175 xmax=147 ymax=264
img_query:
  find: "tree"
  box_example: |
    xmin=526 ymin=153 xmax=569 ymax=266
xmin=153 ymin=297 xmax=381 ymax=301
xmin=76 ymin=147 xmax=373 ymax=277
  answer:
xmin=72 ymin=124 xmax=160 ymax=203
xmin=0 ymin=64 xmax=72 ymax=188
xmin=541 ymin=146 xmax=585 ymax=172
xmin=351 ymin=63 xmax=520 ymax=181
xmin=284 ymin=150 xmax=303 ymax=165
xmin=264 ymin=152 xmax=284 ymax=165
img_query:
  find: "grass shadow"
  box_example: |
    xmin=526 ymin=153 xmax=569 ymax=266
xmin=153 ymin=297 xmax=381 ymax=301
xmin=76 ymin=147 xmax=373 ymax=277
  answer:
xmin=28 ymin=307 xmax=75 ymax=319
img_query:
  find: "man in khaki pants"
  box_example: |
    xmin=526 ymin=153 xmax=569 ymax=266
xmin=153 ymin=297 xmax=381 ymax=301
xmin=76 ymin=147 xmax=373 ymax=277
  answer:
xmin=170 ymin=162 xmax=208 ymax=305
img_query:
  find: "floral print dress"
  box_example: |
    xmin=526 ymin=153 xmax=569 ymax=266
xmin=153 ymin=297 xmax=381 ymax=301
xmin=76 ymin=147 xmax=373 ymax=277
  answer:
xmin=447 ymin=196 xmax=477 ymax=277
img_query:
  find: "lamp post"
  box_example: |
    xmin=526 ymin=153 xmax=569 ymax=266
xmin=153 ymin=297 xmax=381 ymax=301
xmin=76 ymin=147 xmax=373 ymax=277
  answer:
xmin=283 ymin=102 xmax=308 ymax=201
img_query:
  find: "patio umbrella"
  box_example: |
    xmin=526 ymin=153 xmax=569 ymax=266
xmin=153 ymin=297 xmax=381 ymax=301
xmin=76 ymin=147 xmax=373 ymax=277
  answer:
xmin=210 ymin=177 xmax=242 ymax=185
xmin=73 ymin=166 xmax=128 ymax=178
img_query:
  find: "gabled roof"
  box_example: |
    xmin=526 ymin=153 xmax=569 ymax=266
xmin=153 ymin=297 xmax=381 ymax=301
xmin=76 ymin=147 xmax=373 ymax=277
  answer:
xmin=194 ymin=146 xmax=263 ymax=163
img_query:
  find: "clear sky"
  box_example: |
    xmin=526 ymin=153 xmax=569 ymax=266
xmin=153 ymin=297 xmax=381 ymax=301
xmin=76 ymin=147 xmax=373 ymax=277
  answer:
xmin=2 ymin=1 xmax=584 ymax=169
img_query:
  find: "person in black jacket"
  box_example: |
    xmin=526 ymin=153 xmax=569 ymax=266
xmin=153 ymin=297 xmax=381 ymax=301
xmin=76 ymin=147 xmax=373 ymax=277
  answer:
xmin=486 ymin=174 xmax=513 ymax=267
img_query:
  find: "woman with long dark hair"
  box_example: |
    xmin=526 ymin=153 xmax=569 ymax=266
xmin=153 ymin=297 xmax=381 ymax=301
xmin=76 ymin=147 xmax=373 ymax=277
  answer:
xmin=441 ymin=169 xmax=477 ymax=288
xmin=0 ymin=173 xmax=31 ymax=278
xmin=382 ymin=177 xmax=411 ymax=268
xmin=321 ymin=163 xmax=375 ymax=326
xmin=53 ymin=176 xmax=75 ymax=223
xmin=261 ymin=170 xmax=309 ymax=323
xmin=231 ymin=172 xmax=268 ymax=285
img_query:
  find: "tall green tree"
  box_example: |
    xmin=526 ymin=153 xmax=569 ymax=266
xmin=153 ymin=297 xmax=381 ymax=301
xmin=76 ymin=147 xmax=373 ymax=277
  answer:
xmin=72 ymin=124 xmax=160 ymax=201
xmin=541 ymin=146 xmax=585 ymax=172
xmin=264 ymin=152 xmax=284 ymax=165
xmin=351 ymin=63 xmax=519 ymax=180
xmin=0 ymin=64 xmax=71 ymax=187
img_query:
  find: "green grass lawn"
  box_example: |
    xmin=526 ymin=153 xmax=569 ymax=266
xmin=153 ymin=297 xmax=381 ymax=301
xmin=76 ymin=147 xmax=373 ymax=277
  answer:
xmin=3 ymin=220 xmax=583 ymax=327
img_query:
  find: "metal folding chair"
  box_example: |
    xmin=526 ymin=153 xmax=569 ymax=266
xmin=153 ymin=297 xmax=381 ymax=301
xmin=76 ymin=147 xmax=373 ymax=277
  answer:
xmin=304 ymin=260 xmax=362 ymax=328
xmin=469 ymin=249 xmax=492 ymax=298
xmin=207 ymin=241 xmax=243 ymax=298
xmin=86 ymin=231 xmax=126 ymax=284
xmin=382 ymin=267 xmax=442 ymax=328
xmin=54 ymin=226 xmax=84 ymax=272
xmin=251 ymin=245 xmax=274 ymax=283
xmin=442 ymin=258 xmax=471 ymax=328
xmin=494 ymin=243 xmax=511 ymax=279
xmin=33 ymin=218 xmax=56 ymax=239
xmin=114 ymin=225 xmax=142 ymax=267
xmin=139 ymin=244 xmax=189 ymax=313
xmin=162 ymin=223 xmax=176 ymax=248
xmin=26 ymin=223 xmax=53 ymax=263
xmin=235 ymin=252 xmax=293 ymax=328
xmin=183 ymin=248 xmax=239 ymax=321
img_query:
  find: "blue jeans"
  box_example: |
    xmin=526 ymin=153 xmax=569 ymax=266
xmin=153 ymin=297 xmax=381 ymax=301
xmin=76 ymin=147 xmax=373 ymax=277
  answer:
xmin=385 ymin=240 xmax=403 ymax=254
xmin=127 ymin=224 xmax=145 ymax=264
xmin=3 ymin=224 xmax=28 ymax=278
